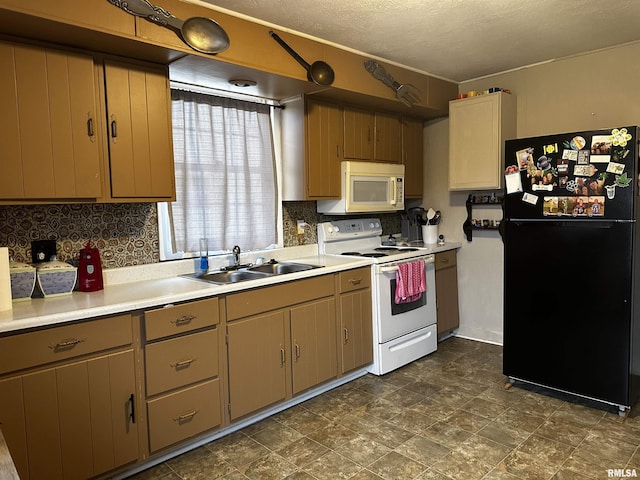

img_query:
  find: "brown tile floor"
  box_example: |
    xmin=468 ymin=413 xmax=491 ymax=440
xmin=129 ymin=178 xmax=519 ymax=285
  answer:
xmin=128 ymin=338 xmax=640 ymax=479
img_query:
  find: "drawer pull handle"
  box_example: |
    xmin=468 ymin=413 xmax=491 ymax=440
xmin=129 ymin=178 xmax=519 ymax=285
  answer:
xmin=171 ymin=358 xmax=197 ymax=369
xmin=49 ymin=338 xmax=84 ymax=351
xmin=349 ymin=278 xmax=362 ymax=285
xmin=343 ymin=328 xmax=349 ymax=343
xmin=295 ymin=343 xmax=301 ymax=361
xmin=171 ymin=314 xmax=196 ymax=326
xmin=440 ymin=259 xmax=449 ymax=264
xmin=174 ymin=410 xmax=199 ymax=423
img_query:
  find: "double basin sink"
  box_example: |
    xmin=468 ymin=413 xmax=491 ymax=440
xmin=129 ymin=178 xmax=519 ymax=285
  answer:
xmin=186 ymin=261 xmax=321 ymax=284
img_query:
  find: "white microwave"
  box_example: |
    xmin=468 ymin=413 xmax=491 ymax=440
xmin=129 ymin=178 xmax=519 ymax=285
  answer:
xmin=317 ymin=161 xmax=405 ymax=214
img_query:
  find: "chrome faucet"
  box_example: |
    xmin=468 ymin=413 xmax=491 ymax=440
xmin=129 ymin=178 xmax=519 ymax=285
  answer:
xmin=232 ymin=245 xmax=241 ymax=267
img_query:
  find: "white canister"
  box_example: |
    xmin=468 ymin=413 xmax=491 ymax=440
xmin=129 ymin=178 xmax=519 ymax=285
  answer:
xmin=422 ymin=225 xmax=438 ymax=244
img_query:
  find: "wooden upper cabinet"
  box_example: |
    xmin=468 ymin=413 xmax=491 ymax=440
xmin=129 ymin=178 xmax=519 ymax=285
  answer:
xmin=306 ymin=98 xmax=343 ymax=198
xmin=449 ymin=92 xmax=516 ymax=191
xmin=402 ymin=117 xmax=424 ymax=198
xmin=0 ymin=0 xmax=135 ymax=36
xmin=373 ymin=112 xmax=402 ymax=163
xmin=103 ymin=59 xmax=175 ymax=200
xmin=0 ymin=41 xmax=101 ymax=200
xmin=343 ymin=106 xmax=373 ymax=161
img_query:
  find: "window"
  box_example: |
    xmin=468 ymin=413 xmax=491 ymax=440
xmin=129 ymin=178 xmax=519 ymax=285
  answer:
xmin=158 ymin=89 xmax=280 ymax=260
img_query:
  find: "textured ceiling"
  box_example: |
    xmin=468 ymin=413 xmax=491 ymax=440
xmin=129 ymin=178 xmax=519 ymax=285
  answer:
xmin=195 ymin=0 xmax=640 ymax=83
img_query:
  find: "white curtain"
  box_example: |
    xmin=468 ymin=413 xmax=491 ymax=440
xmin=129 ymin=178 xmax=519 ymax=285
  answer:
xmin=169 ymin=90 xmax=277 ymax=255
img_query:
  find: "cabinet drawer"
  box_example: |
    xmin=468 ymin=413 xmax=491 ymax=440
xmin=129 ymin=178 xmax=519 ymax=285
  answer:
xmin=144 ymin=298 xmax=219 ymax=341
xmin=147 ymin=378 xmax=221 ymax=453
xmin=226 ymin=275 xmax=334 ymax=321
xmin=0 ymin=314 xmax=132 ymax=375
xmin=339 ymin=267 xmax=371 ymax=293
xmin=145 ymin=329 xmax=219 ymax=396
xmin=435 ymin=250 xmax=457 ymax=270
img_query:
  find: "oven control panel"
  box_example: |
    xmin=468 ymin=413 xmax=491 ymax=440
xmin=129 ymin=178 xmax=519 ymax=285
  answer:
xmin=318 ymin=218 xmax=382 ymax=241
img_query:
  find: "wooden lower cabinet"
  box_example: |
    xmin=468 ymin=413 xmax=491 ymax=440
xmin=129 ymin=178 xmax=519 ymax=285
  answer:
xmin=435 ymin=250 xmax=460 ymax=337
xmin=338 ymin=268 xmax=373 ymax=373
xmin=225 ymin=275 xmax=339 ymax=420
xmin=0 ymin=349 xmax=138 ymax=480
xmin=227 ymin=311 xmax=288 ymax=421
xmin=290 ymin=298 xmax=337 ymax=395
xmin=147 ymin=379 xmax=221 ymax=453
xmin=143 ymin=298 xmax=223 ymax=453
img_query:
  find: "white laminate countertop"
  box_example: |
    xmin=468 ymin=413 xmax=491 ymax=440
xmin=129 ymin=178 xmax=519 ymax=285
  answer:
xmin=0 ymin=243 xmax=460 ymax=335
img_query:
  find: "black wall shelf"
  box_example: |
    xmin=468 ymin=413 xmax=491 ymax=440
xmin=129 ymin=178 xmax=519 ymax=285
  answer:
xmin=463 ymin=193 xmax=503 ymax=241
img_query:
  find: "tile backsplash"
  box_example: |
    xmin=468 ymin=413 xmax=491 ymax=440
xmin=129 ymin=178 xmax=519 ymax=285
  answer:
xmin=0 ymin=203 xmax=159 ymax=268
xmin=0 ymin=202 xmax=401 ymax=269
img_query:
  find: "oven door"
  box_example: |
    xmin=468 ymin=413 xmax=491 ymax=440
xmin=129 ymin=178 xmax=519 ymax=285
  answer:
xmin=374 ymin=256 xmax=437 ymax=343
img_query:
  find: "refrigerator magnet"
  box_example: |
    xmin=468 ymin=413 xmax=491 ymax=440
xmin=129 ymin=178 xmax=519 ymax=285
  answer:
xmin=562 ymin=149 xmax=578 ymax=161
xmin=517 ymin=147 xmax=535 ymax=169
xmin=577 ymin=150 xmax=591 ymax=164
xmin=574 ymin=164 xmax=597 ymax=177
xmin=607 ymin=162 xmax=625 ymax=174
xmin=543 ymin=197 xmax=558 ymax=215
xmin=522 ymin=192 xmax=538 ymax=205
xmin=505 ymin=166 xmax=523 ymax=194
xmin=590 ymin=135 xmax=612 ymax=162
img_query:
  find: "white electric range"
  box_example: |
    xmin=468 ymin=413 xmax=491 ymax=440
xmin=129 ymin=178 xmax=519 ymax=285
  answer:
xmin=318 ymin=218 xmax=437 ymax=375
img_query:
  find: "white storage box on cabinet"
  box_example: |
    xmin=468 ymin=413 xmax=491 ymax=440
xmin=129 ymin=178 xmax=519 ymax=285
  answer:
xmin=9 ymin=260 xmax=36 ymax=301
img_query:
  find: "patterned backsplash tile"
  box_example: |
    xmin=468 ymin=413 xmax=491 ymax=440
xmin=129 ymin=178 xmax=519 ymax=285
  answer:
xmin=0 ymin=202 xmax=401 ymax=269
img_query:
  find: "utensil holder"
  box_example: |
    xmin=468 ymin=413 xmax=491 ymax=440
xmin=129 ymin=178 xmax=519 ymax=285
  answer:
xmin=422 ymin=225 xmax=438 ymax=245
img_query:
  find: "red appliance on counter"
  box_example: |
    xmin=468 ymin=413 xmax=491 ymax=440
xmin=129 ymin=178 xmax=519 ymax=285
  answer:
xmin=78 ymin=241 xmax=103 ymax=292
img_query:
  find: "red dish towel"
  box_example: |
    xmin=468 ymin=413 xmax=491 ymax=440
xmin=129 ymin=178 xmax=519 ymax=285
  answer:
xmin=395 ymin=260 xmax=426 ymax=304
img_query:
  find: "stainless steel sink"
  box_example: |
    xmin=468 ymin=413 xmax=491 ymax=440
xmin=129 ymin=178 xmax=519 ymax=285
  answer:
xmin=183 ymin=261 xmax=322 ymax=284
xmin=247 ymin=262 xmax=320 ymax=275
xmin=190 ymin=270 xmax=271 ymax=284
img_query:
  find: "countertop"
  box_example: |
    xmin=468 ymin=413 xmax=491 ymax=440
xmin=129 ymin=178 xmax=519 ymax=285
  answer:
xmin=0 ymin=243 xmax=460 ymax=335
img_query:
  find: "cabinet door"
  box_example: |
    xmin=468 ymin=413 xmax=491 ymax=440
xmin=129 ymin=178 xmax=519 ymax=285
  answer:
xmin=435 ymin=265 xmax=460 ymax=336
xmin=402 ymin=117 xmax=424 ymax=198
xmin=0 ymin=41 xmax=101 ymax=200
xmin=343 ymin=106 xmax=373 ymax=161
xmin=290 ymin=298 xmax=337 ymax=395
xmin=339 ymin=289 xmax=373 ymax=373
xmin=3 ymin=350 xmax=138 ymax=480
xmin=306 ymin=99 xmax=343 ymax=198
xmin=22 ymin=368 xmax=63 ymax=480
xmin=373 ymin=112 xmax=401 ymax=163
xmin=0 ymin=377 xmax=28 ymax=480
xmin=227 ymin=312 xmax=287 ymax=420
xmin=449 ymin=92 xmax=516 ymax=190
xmin=104 ymin=59 xmax=175 ymax=200
xmin=87 ymin=350 xmax=139 ymax=474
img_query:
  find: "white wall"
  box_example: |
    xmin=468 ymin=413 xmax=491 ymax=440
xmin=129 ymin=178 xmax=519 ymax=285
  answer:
xmin=424 ymin=41 xmax=640 ymax=344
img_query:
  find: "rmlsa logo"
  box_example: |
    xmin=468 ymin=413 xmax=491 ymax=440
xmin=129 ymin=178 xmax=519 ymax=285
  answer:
xmin=608 ymin=469 xmax=638 ymax=478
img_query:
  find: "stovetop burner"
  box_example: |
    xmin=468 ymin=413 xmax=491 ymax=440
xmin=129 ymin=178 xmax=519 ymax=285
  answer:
xmin=341 ymin=251 xmax=388 ymax=258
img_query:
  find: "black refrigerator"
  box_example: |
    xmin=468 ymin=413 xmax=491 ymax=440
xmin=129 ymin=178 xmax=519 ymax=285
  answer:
xmin=502 ymin=126 xmax=640 ymax=413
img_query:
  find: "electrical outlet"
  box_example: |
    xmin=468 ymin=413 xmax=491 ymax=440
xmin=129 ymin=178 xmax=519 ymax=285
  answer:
xmin=296 ymin=220 xmax=306 ymax=235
